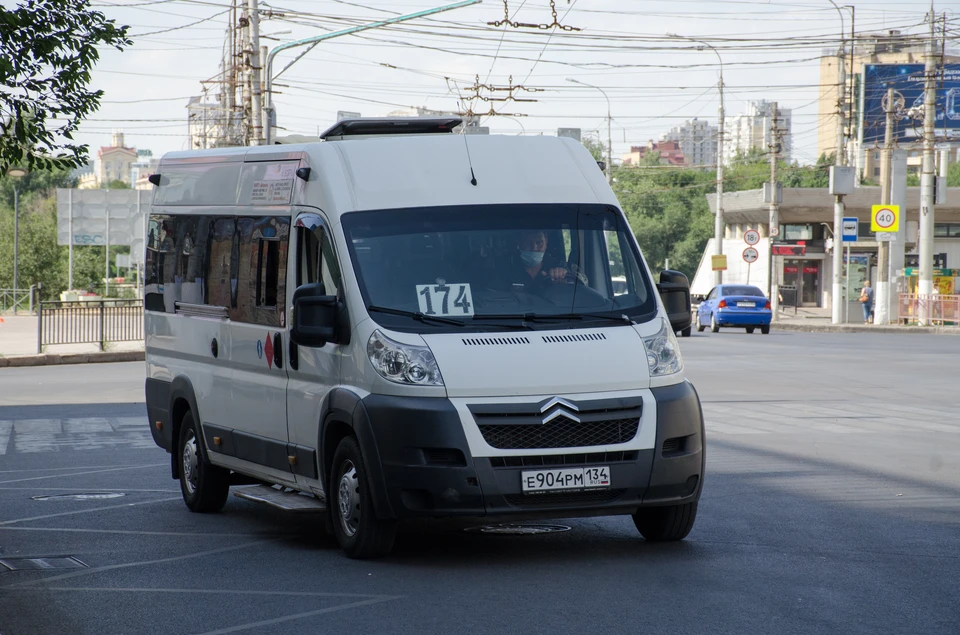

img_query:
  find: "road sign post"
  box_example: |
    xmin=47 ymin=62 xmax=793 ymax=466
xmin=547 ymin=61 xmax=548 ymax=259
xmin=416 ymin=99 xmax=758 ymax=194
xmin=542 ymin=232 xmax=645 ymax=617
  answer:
xmin=872 ymin=204 xmax=899 ymax=234
xmin=742 ymin=246 xmax=759 ymax=284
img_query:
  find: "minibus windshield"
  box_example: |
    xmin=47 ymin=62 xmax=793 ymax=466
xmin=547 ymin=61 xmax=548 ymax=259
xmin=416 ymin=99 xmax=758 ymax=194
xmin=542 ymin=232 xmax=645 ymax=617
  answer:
xmin=341 ymin=204 xmax=658 ymax=332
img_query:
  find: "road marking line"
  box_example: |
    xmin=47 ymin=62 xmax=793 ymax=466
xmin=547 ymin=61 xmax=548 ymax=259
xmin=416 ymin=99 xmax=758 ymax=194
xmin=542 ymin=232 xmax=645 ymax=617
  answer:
xmin=64 ymin=418 xmax=112 ymax=434
xmin=4 ymin=539 xmax=280 ymax=589
xmin=0 ymin=527 xmax=300 ymax=538
xmin=0 ymin=421 xmax=10 ymax=455
xmin=13 ymin=587 xmax=394 ymax=599
xmin=0 ymin=463 xmax=166 ymax=485
xmin=706 ymin=422 xmax=766 ymax=435
xmin=12 ymin=419 xmax=62 ymax=434
xmin=194 ymin=597 xmax=403 ymax=635
xmin=0 ymin=496 xmax=181 ymax=526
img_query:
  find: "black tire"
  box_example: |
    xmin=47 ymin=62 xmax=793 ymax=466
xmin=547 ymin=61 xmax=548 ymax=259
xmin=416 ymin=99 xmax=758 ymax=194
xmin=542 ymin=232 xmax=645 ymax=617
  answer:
xmin=177 ymin=411 xmax=230 ymax=513
xmin=680 ymin=326 xmax=692 ymax=338
xmin=710 ymin=313 xmax=720 ymax=333
xmin=633 ymin=502 xmax=698 ymax=542
xmin=761 ymin=325 xmax=770 ymax=335
xmin=329 ymin=436 xmax=397 ymax=559
xmin=746 ymin=327 xmax=755 ymax=334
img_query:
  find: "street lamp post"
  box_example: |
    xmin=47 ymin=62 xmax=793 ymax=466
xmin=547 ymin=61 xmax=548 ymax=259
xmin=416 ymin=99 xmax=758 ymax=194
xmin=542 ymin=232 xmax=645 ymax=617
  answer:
xmin=825 ymin=0 xmax=855 ymax=324
xmin=669 ymin=34 xmax=725 ymax=286
xmin=8 ymin=166 xmax=28 ymax=314
xmin=566 ymin=78 xmax=612 ymax=184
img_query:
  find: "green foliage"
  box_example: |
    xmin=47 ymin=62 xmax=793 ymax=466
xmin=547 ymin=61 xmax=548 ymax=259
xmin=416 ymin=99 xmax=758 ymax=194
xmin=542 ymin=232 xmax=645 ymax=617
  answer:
xmin=611 ymin=150 xmax=834 ymax=279
xmin=0 ymin=0 xmax=131 ymax=173
xmin=948 ymin=161 xmax=960 ymax=187
xmin=579 ymin=135 xmax=605 ymax=162
xmin=0 ymin=183 xmax=65 ymax=299
xmin=103 ymin=179 xmax=131 ymax=189
xmin=906 ymin=173 xmax=921 ymax=187
xmin=0 ymin=169 xmax=130 ymax=300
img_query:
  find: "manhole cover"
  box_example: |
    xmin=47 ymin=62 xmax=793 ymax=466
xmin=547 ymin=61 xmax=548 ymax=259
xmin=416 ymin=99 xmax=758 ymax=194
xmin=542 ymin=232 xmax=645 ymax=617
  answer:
xmin=0 ymin=556 xmax=88 ymax=571
xmin=31 ymin=492 xmax=125 ymax=501
xmin=464 ymin=523 xmax=571 ymax=535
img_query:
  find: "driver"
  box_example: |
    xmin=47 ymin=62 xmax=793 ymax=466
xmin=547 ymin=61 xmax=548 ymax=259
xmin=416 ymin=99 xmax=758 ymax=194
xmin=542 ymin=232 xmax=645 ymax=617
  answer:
xmin=501 ymin=229 xmax=570 ymax=291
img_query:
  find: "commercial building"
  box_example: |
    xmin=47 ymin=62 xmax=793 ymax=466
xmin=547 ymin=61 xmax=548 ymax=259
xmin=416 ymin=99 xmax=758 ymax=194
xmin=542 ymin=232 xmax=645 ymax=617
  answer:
xmin=621 ymin=140 xmax=686 ymax=167
xmin=816 ymin=29 xmax=960 ymax=181
xmin=660 ymin=118 xmax=718 ymax=167
xmin=722 ymin=100 xmax=792 ymax=166
xmin=690 ymin=186 xmax=960 ymax=321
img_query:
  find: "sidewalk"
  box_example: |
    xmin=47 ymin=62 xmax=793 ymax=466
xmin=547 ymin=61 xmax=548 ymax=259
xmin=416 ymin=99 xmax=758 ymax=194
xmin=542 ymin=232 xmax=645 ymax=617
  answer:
xmin=0 ymin=314 xmax=144 ymax=367
xmin=771 ymin=305 xmax=960 ymax=335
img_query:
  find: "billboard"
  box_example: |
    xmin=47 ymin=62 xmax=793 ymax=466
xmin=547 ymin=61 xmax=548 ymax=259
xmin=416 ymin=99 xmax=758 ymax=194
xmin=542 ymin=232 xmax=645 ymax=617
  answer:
xmin=56 ymin=189 xmax=151 ymax=263
xmin=861 ymin=63 xmax=960 ymax=144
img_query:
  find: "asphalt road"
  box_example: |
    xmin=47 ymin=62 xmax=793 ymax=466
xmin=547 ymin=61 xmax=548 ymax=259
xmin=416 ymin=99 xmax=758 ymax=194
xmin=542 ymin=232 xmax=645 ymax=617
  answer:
xmin=1 ymin=330 xmax=958 ymax=634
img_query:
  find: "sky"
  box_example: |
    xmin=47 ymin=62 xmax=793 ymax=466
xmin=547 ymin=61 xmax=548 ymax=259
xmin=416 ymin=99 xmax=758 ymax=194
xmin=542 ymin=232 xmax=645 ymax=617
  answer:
xmin=57 ymin=0 xmax=960 ymax=166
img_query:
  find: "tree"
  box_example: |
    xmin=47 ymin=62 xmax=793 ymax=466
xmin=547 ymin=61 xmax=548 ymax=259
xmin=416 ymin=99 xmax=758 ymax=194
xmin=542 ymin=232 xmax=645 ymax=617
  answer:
xmin=0 ymin=0 xmax=131 ymax=173
xmin=579 ymin=135 xmax=605 ymax=162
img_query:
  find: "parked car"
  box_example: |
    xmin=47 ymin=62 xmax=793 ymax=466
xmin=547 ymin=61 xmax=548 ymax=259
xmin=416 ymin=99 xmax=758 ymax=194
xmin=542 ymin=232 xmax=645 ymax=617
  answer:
xmin=696 ymin=284 xmax=772 ymax=334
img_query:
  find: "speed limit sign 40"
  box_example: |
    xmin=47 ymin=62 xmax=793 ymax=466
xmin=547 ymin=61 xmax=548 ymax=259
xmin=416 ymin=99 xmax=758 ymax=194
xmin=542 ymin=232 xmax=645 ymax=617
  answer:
xmin=871 ymin=205 xmax=899 ymax=232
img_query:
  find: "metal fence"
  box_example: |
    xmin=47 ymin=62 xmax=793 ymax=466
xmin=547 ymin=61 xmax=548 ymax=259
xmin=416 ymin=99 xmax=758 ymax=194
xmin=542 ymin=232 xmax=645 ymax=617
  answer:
xmin=898 ymin=293 xmax=960 ymax=326
xmin=37 ymin=299 xmax=143 ymax=353
xmin=0 ymin=287 xmax=37 ymax=314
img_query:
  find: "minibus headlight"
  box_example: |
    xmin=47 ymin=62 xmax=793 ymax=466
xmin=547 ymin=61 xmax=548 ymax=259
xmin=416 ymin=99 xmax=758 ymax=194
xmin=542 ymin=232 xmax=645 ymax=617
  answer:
xmin=642 ymin=318 xmax=683 ymax=376
xmin=367 ymin=330 xmax=444 ymax=386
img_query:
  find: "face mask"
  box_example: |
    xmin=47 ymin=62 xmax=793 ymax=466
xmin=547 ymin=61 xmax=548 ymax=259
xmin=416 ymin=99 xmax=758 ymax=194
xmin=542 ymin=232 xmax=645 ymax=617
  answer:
xmin=520 ymin=250 xmax=545 ymax=267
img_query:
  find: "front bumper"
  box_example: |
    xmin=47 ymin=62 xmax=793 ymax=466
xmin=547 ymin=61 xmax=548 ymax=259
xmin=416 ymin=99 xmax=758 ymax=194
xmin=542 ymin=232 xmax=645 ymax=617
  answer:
xmin=355 ymin=382 xmax=705 ymax=520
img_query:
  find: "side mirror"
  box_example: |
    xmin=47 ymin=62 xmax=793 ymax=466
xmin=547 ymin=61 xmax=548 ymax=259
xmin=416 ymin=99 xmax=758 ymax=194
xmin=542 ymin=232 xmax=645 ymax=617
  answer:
xmin=291 ymin=283 xmax=340 ymax=347
xmin=657 ymin=270 xmax=692 ymax=334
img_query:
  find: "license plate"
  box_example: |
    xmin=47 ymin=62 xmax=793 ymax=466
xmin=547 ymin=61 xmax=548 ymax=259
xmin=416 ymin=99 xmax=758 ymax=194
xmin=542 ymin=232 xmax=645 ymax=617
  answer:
xmin=736 ymin=301 xmax=755 ymax=307
xmin=521 ymin=466 xmax=611 ymax=493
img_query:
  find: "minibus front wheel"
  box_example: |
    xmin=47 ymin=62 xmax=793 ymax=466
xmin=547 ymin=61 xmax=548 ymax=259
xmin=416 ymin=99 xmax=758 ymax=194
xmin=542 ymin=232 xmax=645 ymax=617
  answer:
xmin=632 ymin=501 xmax=698 ymax=542
xmin=330 ymin=436 xmax=397 ymax=559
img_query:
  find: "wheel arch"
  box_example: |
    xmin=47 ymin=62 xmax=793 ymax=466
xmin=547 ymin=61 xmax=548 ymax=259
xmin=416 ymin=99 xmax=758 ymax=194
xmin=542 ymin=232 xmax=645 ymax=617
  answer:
xmin=169 ymin=375 xmax=204 ymax=480
xmin=318 ymin=388 xmax=395 ymax=520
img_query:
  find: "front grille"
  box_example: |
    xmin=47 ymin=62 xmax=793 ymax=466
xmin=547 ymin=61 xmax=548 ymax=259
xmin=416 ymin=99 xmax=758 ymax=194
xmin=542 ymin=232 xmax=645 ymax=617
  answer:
xmin=478 ymin=416 xmax=639 ymax=450
xmin=662 ymin=438 xmax=681 ymax=455
xmin=541 ymin=332 xmax=606 ymax=343
xmin=504 ymin=489 xmax=625 ymax=507
xmin=489 ymin=451 xmax=637 ymax=468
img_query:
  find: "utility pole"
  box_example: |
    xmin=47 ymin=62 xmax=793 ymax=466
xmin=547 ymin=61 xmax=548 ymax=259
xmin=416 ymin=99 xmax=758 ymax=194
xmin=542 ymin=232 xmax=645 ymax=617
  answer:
xmin=715 ymin=70 xmax=725 ymax=286
xmin=918 ymin=10 xmax=938 ymax=325
xmin=668 ymin=34 xmax=725 ymax=285
xmin=875 ymin=86 xmax=895 ymax=325
xmin=830 ymin=0 xmax=847 ymax=324
xmin=247 ymin=0 xmax=262 ymax=146
xmin=768 ymin=102 xmax=781 ymax=318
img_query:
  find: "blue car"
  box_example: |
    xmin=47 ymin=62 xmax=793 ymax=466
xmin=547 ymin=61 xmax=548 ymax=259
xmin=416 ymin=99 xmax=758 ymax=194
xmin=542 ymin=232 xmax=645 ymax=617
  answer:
xmin=696 ymin=284 xmax=772 ymax=334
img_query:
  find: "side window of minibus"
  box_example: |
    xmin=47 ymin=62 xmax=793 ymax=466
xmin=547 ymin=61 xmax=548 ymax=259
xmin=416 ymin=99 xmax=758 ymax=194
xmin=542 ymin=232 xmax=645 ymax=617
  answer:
xmin=232 ymin=216 xmax=290 ymax=326
xmin=297 ymin=224 xmax=341 ymax=297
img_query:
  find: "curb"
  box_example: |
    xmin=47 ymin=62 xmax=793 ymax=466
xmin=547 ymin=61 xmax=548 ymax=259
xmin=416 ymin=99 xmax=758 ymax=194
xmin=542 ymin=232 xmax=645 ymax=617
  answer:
xmin=772 ymin=322 xmax=960 ymax=335
xmin=0 ymin=350 xmax=145 ymax=368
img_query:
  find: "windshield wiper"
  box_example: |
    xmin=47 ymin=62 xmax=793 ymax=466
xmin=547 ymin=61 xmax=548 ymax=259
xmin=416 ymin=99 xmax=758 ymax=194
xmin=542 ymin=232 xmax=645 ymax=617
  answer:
xmin=367 ymin=305 xmax=465 ymax=327
xmin=472 ymin=312 xmax=634 ymax=325
xmin=367 ymin=306 xmax=532 ymax=330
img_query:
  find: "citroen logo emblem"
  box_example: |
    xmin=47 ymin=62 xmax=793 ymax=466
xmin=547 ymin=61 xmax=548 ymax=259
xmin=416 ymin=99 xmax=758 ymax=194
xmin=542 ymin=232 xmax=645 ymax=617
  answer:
xmin=539 ymin=397 xmax=580 ymax=424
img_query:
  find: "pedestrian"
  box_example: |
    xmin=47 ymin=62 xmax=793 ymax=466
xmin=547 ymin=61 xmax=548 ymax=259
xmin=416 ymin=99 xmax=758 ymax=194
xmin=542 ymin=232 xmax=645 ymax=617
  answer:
xmin=859 ymin=280 xmax=874 ymax=324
